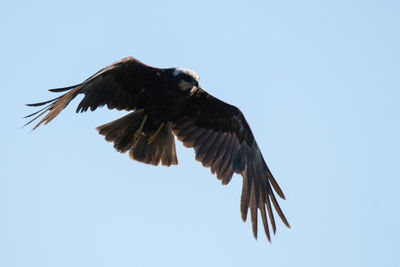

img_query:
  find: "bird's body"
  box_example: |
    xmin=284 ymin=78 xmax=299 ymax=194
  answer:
xmin=26 ymin=56 xmax=290 ymax=242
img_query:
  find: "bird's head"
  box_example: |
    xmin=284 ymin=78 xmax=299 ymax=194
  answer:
xmin=172 ymin=68 xmax=199 ymax=96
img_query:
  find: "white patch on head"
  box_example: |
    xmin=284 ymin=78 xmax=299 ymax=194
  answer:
xmin=173 ymin=68 xmax=199 ymax=81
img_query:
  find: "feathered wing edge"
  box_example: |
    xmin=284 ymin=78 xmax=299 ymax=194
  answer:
xmin=24 ymin=85 xmax=81 ymax=130
xmin=24 ymin=56 xmax=156 ymax=130
xmin=236 ymin=141 xmax=290 ymax=240
xmin=173 ymin=114 xmax=290 ymax=242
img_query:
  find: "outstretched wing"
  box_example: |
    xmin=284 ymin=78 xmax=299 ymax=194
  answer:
xmin=172 ymin=88 xmax=290 ymax=241
xmin=25 ymin=57 xmax=162 ymax=129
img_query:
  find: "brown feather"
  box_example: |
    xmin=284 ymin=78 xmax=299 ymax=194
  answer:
xmin=250 ymin=173 xmax=258 ymax=239
xmin=269 ymin=188 xmax=291 ymax=228
xmin=259 ymin=188 xmax=271 ymax=242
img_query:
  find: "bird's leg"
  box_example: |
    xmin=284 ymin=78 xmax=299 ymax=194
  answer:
xmin=134 ymin=114 xmax=148 ymax=141
xmin=147 ymin=122 xmax=165 ymax=144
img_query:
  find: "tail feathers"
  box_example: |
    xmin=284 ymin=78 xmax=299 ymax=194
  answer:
xmin=96 ymin=110 xmax=145 ymax=153
xmin=161 ymin=122 xmax=179 ymax=166
xmin=25 ymin=86 xmax=80 ymax=130
xmin=96 ymin=112 xmax=178 ymax=166
xmin=130 ymin=121 xmax=178 ymax=166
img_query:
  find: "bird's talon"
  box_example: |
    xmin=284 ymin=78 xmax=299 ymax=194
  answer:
xmin=147 ymin=122 xmax=165 ymax=144
xmin=133 ymin=114 xmax=148 ymax=141
xmin=147 ymin=135 xmax=156 ymax=144
xmin=134 ymin=130 xmax=142 ymax=141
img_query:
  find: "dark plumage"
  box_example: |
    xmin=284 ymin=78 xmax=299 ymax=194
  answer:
xmin=25 ymin=56 xmax=290 ymax=242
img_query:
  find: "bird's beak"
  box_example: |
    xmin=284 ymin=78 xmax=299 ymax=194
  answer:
xmin=193 ymin=80 xmax=199 ymax=87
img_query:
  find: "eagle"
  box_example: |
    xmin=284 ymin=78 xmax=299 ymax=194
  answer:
xmin=25 ymin=57 xmax=290 ymax=242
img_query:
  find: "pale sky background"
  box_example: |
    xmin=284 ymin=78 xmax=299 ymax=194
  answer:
xmin=1 ymin=1 xmax=399 ymax=266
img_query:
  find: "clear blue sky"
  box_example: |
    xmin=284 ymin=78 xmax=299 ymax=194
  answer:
xmin=1 ymin=1 xmax=399 ymax=266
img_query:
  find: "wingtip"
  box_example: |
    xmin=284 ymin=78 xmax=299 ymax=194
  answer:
xmin=26 ymin=103 xmax=39 ymax=107
xmin=281 ymin=212 xmax=291 ymax=228
xmin=48 ymin=84 xmax=79 ymax=92
xmin=241 ymin=213 xmax=247 ymax=222
xmin=253 ymin=233 xmax=258 ymax=240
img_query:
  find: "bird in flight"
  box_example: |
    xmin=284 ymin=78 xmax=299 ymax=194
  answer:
xmin=25 ymin=57 xmax=290 ymax=242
